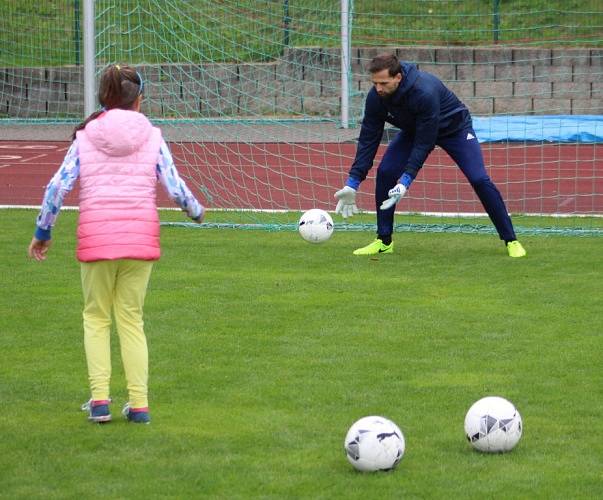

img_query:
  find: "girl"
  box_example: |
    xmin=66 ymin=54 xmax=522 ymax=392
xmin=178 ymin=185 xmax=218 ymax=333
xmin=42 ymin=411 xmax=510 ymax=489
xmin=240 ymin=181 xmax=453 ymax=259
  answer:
xmin=28 ymin=64 xmax=205 ymax=424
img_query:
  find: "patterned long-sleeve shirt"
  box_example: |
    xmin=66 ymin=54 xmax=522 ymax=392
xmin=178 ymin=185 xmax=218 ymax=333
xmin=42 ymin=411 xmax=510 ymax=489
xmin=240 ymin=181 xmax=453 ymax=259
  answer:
xmin=35 ymin=138 xmax=204 ymax=240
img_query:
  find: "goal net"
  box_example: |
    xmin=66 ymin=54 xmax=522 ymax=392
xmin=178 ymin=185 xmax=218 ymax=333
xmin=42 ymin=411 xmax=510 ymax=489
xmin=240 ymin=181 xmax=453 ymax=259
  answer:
xmin=1 ymin=1 xmax=602 ymax=235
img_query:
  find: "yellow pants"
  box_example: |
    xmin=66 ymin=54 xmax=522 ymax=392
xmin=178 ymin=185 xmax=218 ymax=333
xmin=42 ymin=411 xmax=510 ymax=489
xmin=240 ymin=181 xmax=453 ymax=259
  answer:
xmin=81 ymin=259 xmax=154 ymax=408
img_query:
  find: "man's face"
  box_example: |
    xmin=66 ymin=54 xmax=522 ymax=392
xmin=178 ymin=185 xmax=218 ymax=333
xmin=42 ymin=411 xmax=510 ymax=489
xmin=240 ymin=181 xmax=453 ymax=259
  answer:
xmin=371 ymin=69 xmax=402 ymax=97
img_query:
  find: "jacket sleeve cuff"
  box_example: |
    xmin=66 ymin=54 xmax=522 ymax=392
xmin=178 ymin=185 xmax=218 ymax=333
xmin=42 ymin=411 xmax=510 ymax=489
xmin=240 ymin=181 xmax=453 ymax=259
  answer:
xmin=346 ymin=177 xmax=361 ymax=190
xmin=402 ymin=166 xmax=419 ymax=180
xmin=34 ymin=227 xmax=52 ymax=241
xmin=400 ymin=172 xmax=414 ymax=188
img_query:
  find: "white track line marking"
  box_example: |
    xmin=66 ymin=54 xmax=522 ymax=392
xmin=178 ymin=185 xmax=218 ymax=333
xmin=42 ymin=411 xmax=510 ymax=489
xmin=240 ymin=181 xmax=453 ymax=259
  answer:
xmin=21 ymin=154 xmax=48 ymax=163
xmin=0 ymin=144 xmax=58 ymax=150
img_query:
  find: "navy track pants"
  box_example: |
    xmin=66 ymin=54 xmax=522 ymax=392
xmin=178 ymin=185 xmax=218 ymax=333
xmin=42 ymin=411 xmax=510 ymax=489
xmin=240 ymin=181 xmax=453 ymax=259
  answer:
xmin=375 ymin=127 xmax=517 ymax=241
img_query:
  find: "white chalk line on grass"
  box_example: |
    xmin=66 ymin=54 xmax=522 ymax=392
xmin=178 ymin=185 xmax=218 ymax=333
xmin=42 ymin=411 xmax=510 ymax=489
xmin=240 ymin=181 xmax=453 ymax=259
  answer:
xmin=1 ymin=205 xmax=601 ymax=218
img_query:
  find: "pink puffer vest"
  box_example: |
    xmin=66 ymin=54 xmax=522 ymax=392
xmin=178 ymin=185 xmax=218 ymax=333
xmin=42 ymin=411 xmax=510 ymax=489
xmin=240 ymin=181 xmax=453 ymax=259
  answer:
xmin=76 ymin=109 xmax=162 ymax=262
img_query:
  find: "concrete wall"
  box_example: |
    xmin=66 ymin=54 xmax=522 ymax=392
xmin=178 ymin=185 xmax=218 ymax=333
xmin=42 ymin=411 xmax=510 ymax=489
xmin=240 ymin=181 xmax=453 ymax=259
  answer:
xmin=0 ymin=67 xmax=84 ymax=119
xmin=1 ymin=47 xmax=602 ymax=121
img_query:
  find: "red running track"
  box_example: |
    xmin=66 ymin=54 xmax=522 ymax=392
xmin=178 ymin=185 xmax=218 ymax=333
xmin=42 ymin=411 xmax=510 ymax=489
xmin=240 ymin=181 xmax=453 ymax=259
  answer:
xmin=1 ymin=141 xmax=601 ymax=215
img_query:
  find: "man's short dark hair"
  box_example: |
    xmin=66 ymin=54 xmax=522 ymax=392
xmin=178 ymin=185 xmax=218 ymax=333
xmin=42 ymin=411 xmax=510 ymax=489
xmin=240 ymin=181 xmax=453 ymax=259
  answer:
xmin=367 ymin=53 xmax=402 ymax=77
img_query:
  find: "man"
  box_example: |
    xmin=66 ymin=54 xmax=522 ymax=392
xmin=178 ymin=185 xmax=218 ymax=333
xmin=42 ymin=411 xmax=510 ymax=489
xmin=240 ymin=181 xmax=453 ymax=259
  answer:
xmin=334 ymin=53 xmax=526 ymax=258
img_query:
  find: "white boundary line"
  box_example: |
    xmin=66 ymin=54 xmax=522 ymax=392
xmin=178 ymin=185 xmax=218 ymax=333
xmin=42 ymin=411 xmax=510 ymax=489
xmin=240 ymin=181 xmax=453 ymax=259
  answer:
xmin=1 ymin=205 xmax=601 ymax=218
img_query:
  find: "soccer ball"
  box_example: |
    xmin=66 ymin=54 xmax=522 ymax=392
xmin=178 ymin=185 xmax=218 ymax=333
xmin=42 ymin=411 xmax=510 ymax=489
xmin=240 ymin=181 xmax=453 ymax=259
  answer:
xmin=464 ymin=396 xmax=523 ymax=453
xmin=344 ymin=416 xmax=405 ymax=472
xmin=298 ymin=209 xmax=334 ymax=244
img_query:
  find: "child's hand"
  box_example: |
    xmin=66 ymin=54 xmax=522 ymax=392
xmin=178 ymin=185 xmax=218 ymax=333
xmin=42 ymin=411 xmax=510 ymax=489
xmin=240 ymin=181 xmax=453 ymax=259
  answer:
xmin=193 ymin=207 xmax=205 ymax=224
xmin=28 ymin=237 xmax=52 ymax=261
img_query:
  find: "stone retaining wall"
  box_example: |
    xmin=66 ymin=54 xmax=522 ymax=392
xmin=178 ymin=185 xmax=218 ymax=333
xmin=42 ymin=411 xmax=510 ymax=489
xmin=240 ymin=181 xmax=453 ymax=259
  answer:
xmin=1 ymin=47 xmax=601 ymax=120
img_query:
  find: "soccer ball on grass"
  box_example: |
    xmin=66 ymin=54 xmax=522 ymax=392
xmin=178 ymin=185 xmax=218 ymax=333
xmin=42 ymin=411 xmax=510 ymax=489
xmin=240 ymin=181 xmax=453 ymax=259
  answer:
xmin=298 ymin=209 xmax=333 ymax=243
xmin=464 ymin=396 xmax=522 ymax=452
xmin=344 ymin=416 xmax=405 ymax=472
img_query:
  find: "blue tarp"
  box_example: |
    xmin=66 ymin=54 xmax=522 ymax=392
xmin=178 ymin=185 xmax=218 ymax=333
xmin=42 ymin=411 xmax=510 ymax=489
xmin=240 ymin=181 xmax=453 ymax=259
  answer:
xmin=472 ymin=115 xmax=603 ymax=143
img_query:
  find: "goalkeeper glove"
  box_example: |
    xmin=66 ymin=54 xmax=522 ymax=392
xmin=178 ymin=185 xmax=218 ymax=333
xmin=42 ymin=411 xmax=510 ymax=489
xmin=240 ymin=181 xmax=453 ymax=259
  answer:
xmin=334 ymin=185 xmax=359 ymax=219
xmin=379 ymin=173 xmax=413 ymax=210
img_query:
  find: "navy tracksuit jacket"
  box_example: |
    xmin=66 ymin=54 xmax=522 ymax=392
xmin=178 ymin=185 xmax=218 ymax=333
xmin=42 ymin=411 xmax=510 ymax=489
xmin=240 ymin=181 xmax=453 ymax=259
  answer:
xmin=347 ymin=63 xmax=516 ymax=241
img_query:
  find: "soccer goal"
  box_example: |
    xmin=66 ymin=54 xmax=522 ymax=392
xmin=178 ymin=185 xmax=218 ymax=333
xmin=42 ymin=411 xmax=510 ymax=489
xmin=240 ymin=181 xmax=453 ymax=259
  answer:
xmin=1 ymin=1 xmax=602 ymax=236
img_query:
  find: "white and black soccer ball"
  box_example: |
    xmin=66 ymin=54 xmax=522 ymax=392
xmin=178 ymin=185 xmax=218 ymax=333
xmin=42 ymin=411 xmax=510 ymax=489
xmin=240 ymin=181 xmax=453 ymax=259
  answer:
xmin=464 ymin=396 xmax=523 ymax=453
xmin=344 ymin=416 xmax=405 ymax=472
xmin=298 ymin=209 xmax=334 ymax=244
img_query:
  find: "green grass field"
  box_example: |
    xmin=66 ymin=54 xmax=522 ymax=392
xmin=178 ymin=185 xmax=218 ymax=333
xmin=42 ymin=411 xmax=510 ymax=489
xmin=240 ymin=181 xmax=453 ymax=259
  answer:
xmin=1 ymin=208 xmax=602 ymax=498
xmin=2 ymin=0 xmax=601 ymax=66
